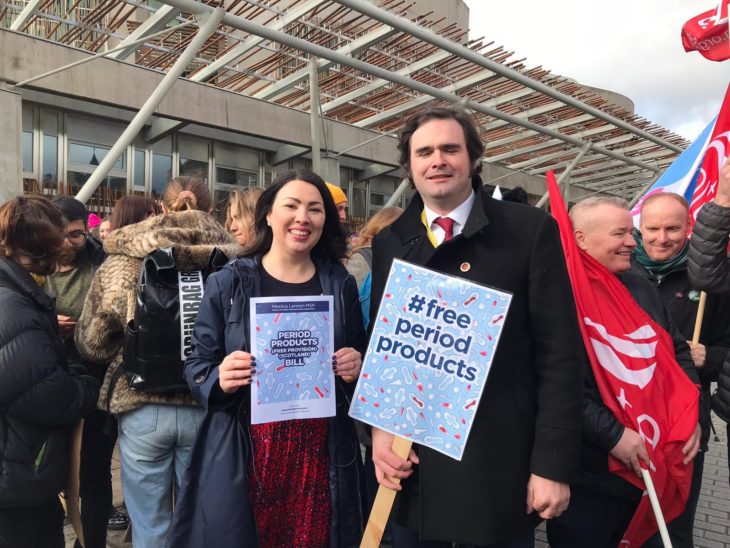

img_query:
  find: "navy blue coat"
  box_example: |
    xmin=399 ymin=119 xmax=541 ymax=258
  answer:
xmin=167 ymin=255 xmax=366 ymax=548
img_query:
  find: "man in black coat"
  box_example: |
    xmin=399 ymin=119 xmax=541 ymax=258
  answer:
xmin=369 ymin=107 xmax=584 ymax=547
xmin=631 ymin=192 xmax=730 ymax=548
xmin=546 ymin=197 xmax=701 ymax=548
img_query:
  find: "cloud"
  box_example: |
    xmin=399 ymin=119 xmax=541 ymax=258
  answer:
xmin=463 ymin=0 xmax=728 ymax=139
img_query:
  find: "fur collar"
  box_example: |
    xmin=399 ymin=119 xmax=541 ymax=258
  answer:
xmin=103 ymin=210 xmax=244 ymax=270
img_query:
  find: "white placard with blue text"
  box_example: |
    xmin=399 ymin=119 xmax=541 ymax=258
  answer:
xmin=349 ymin=259 xmax=512 ymax=460
xmin=250 ymin=295 xmax=335 ymax=424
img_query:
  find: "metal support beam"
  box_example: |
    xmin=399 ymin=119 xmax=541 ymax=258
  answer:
xmin=158 ymin=0 xmax=660 ymax=173
xmin=11 ymin=19 xmax=196 ymax=90
xmin=254 ymin=24 xmax=397 ymax=101
xmin=310 ymin=59 xmax=321 ymax=174
xmin=145 ymin=117 xmax=186 ymax=143
xmin=536 ymin=142 xmax=592 ymax=208
xmin=271 ymin=144 xmax=309 ymax=165
xmin=384 ymin=178 xmax=410 ymax=208
xmin=629 ymin=173 xmax=662 ymax=207
xmin=108 ymin=5 xmax=180 ymax=60
xmin=335 ymin=0 xmax=682 ymax=153
xmin=9 ymin=0 xmax=44 ymax=31
xmin=75 ymin=7 xmax=225 ymax=204
xmin=190 ymin=0 xmax=328 ymax=82
xmin=360 ymin=163 xmax=396 ymax=180
xmin=355 ymin=70 xmax=494 ymax=127
xmin=320 ymin=50 xmax=451 ymax=113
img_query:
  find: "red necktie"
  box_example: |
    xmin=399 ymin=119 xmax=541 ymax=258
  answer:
xmin=434 ymin=216 xmax=455 ymax=243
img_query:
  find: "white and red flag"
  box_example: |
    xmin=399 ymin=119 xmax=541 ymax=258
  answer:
xmin=548 ymin=172 xmax=699 ymax=546
xmin=681 ymin=1 xmax=729 ymax=61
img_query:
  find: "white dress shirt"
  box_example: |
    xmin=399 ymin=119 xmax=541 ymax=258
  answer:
xmin=423 ymin=191 xmax=476 ymax=246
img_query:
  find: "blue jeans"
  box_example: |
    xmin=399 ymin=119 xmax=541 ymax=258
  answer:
xmin=118 ymin=404 xmax=204 ymax=548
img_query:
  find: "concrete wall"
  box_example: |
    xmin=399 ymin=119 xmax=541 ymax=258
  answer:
xmin=0 ymin=83 xmax=23 ymax=202
xmin=0 ymin=30 xmax=399 ymax=168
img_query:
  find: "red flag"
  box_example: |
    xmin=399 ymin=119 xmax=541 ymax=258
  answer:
xmin=547 ymin=172 xmax=699 ymax=546
xmin=681 ymin=1 xmax=729 ymax=62
xmin=689 ymin=84 xmax=730 ymax=221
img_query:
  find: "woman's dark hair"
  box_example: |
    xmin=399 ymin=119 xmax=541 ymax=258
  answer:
xmin=0 ymin=195 xmax=66 ymax=275
xmin=397 ymin=106 xmax=485 ymax=182
xmin=110 ymin=195 xmax=160 ymax=231
xmin=246 ymin=169 xmax=349 ymax=261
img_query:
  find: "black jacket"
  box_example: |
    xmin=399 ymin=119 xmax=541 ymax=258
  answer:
xmin=630 ymin=257 xmax=730 ymax=448
xmin=370 ymin=178 xmax=584 ymax=545
xmin=167 ymin=255 xmax=367 ymax=548
xmin=577 ymin=271 xmax=699 ymax=497
xmin=0 ymin=257 xmax=99 ymax=507
xmin=688 ymin=202 xmax=730 ymax=423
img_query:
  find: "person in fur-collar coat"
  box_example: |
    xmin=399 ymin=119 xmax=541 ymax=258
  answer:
xmin=75 ymin=177 xmax=243 ymax=548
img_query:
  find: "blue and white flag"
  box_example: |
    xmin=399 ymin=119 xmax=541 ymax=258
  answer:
xmin=631 ymin=118 xmax=716 ymax=225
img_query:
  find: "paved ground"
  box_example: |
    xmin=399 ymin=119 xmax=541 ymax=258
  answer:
xmin=65 ymin=418 xmax=730 ymax=547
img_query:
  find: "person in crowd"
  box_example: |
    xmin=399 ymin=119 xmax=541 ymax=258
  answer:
xmin=688 ymin=156 xmax=730 ymax=482
xmin=345 ymin=205 xmax=403 ymax=533
xmin=326 ymin=181 xmax=349 ymax=224
xmin=167 ymin=169 xmax=366 ymax=548
xmin=502 ymin=186 xmax=529 ymax=204
xmin=0 ymin=196 xmax=99 ymax=548
xmin=546 ymin=196 xmax=701 ymax=548
xmin=109 ymin=195 xmax=159 ymax=232
xmin=631 ymin=192 xmax=730 ymax=547
xmin=369 ymin=106 xmax=584 ymax=547
xmin=75 ymin=177 xmax=241 ymax=548
xmin=347 ymin=206 xmax=402 ymax=289
xmin=225 ymin=186 xmax=263 ymax=246
xmin=46 ymin=196 xmax=118 ymax=547
xmin=99 ymin=217 xmax=111 ymax=241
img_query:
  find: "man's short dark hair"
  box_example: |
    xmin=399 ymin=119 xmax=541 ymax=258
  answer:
xmin=397 ymin=106 xmax=485 ymax=181
xmin=51 ymin=195 xmax=88 ymax=226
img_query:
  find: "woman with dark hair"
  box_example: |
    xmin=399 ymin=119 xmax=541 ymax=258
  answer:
xmin=109 ymin=195 xmax=159 ymax=231
xmin=75 ymin=177 xmax=242 ymax=548
xmin=168 ymin=169 xmax=367 ymax=548
xmin=0 ymin=196 xmax=99 ymax=548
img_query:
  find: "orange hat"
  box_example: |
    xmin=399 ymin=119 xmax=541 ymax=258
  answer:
xmin=325 ymin=182 xmax=348 ymax=205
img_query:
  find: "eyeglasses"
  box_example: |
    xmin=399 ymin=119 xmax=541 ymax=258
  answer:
xmin=64 ymin=231 xmax=87 ymax=243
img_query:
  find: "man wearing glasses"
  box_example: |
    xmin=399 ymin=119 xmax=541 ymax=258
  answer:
xmin=47 ymin=196 xmax=114 ymax=548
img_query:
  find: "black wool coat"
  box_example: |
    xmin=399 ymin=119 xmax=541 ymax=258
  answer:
xmin=369 ymin=178 xmax=584 ymax=545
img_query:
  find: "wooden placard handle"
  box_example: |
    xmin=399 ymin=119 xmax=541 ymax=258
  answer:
xmin=360 ymin=436 xmax=413 ymax=548
xmin=692 ymin=291 xmax=707 ymax=344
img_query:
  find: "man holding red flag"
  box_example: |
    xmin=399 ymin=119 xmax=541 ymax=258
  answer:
xmin=545 ymin=187 xmax=701 ymax=548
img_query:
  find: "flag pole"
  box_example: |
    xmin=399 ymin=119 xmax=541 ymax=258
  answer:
xmin=361 ymin=436 xmax=413 ymax=547
xmin=640 ymin=468 xmax=673 ymax=548
xmin=692 ymin=292 xmax=708 ymax=344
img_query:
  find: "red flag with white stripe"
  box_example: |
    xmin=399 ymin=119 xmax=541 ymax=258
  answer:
xmin=681 ymin=1 xmax=729 ymax=61
xmin=548 ymin=172 xmax=699 ymax=546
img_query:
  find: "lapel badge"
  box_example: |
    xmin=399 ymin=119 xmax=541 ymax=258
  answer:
xmin=688 ymin=290 xmax=701 ymax=302
xmin=460 ymin=262 xmax=471 ymax=273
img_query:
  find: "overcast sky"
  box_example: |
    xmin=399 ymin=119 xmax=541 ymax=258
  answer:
xmin=464 ymin=0 xmax=728 ymax=141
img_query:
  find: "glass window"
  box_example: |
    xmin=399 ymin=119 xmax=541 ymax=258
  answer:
xmin=22 ymin=132 xmax=33 ymax=173
xmin=134 ymin=150 xmax=145 ymax=190
xmin=69 ymin=142 xmax=125 ymax=170
xmin=351 ymin=181 xmax=367 ymax=221
xmin=216 ymin=166 xmax=258 ymax=187
xmin=42 ymin=135 xmax=58 ymax=193
xmin=180 ymin=159 xmax=209 ymax=182
xmin=152 ymin=153 xmax=172 ymax=199
xmin=67 ymin=171 xmax=125 ymax=216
